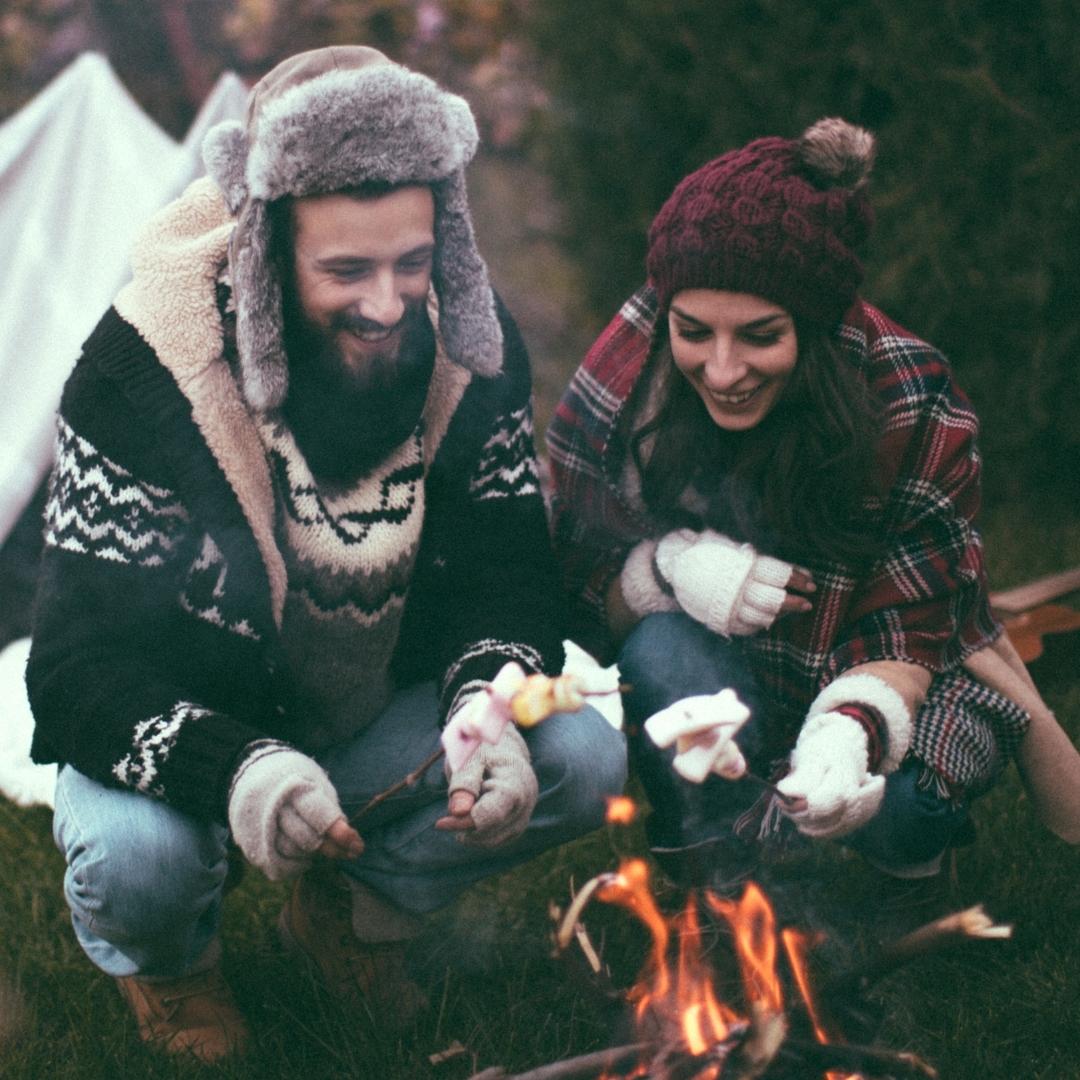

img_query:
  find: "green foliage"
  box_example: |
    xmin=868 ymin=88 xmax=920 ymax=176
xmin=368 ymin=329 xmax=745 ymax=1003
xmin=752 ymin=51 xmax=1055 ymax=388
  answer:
xmin=524 ymin=0 xmax=1080 ymax=505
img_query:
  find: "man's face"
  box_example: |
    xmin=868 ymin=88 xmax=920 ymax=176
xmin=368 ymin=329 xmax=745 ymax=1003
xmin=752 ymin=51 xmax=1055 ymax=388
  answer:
xmin=288 ymin=186 xmax=436 ymax=386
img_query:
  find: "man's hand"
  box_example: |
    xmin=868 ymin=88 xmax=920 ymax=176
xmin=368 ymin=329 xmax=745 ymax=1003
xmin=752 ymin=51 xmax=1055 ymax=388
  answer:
xmin=436 ymin=725 xmax=538 ymax=847
xmin=435 ymin=789 xmax=477 ymax=832
xmin=228 ymin=744 xmax=361 ymax=880
xmin=317 ymin=816 xmax=365 ymax=860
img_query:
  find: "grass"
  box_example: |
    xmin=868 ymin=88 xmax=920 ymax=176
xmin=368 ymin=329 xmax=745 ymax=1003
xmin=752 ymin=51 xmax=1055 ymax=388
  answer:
xmin=5 ymin=740 xmax=1080 ymax=1080
xmin=1 ymin=493 xmax=1079 ymax=1080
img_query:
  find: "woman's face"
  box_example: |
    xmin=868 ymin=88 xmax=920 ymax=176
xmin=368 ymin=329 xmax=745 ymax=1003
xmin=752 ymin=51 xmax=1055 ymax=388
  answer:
xmin=668 ymin=289 xmax=798 ymax=432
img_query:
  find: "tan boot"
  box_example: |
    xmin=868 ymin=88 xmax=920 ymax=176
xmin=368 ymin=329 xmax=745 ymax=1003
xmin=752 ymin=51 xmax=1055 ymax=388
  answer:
xmin=115 ymin=958 xmax=249 ymax=1063
xmin=278 ymin=865 xmax=428 ymax=1026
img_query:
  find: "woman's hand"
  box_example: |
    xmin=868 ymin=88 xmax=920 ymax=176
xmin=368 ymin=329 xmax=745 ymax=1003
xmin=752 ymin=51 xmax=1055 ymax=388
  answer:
xmin=781 ymin=565 xmax=817 ymax=613
xmin=776 ymin=711 xmax=885 ymax=838
xmin=655 ymin=528 xmax=814 ymax=636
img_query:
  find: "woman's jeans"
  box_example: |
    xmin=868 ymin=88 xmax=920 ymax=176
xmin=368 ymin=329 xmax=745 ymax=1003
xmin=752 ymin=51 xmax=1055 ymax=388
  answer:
xmin=52 ymin=682 xmax=627 ymax=978
xmin=618 ymin=613 xmax=969 ymax=884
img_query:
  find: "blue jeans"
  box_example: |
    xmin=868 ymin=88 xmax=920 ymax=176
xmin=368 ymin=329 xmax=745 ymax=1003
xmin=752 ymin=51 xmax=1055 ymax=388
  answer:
xmin=52 ymin=681 xmax=627 ymax=978
xmin=618 ymin=613 xmax=968 ymax=881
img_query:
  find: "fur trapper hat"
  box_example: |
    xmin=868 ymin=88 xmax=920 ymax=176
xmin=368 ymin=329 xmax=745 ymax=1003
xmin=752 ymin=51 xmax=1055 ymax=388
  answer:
xmin=646 ymin=117 xmax=876 ymax=328
xmin=202 ymin=45 xmax=501 ymax=410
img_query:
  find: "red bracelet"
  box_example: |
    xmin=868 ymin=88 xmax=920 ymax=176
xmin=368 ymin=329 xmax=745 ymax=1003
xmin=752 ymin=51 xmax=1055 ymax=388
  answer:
xmin=832 ymin=703 xmax=887 ymax=772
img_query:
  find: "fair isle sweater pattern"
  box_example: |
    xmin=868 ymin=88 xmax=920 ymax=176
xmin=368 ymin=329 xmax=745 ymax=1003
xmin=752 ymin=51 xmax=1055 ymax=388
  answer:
xmin=45 ymin=416 xmax=190 ymax=568
xmin=27 ymin=179 xmax=566 ymax=822
xmin=258 ymin=408 xmax=425 ymax=745
xmin=469 ymin=405 xmax=541 ymax=500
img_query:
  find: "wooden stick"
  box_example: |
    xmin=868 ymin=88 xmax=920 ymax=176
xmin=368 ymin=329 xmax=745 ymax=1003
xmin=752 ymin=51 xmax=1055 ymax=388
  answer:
xmin=553 ymin=872 xmax=619 ymax=951
xmin=467 ymin=1042 xmax=652 ymax=1080
xmin=989 ymin=565 xmax=1080 ymax=614
xmin=349 ymin=745 xmax=445 ymax=824
xmin=350 ymin=680 xmax=632 ymax=828
xmin=776 ymin=1037 xmax=939 ymax=1078
xmin=740 ymin=771 xmax=806 ymax=811
xmin=823 ymin=905 xmax=1012 ymax=1000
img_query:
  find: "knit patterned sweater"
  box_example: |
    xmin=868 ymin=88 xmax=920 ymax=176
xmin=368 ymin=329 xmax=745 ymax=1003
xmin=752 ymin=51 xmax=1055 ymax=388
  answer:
xmin=27 ymin=178 xmax=565 ymax=823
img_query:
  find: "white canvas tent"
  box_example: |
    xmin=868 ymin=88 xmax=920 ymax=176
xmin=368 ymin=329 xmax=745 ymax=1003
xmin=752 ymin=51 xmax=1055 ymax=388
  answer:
xmin=0 ymin=53 xmax=247 ymax=808
xmin=0 ymin=52 xmax=247 ymax=546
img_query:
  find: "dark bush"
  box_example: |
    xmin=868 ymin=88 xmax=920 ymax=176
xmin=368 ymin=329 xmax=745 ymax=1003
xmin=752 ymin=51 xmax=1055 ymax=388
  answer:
xmin=525 ymin=0 xmax=1080 ymax=506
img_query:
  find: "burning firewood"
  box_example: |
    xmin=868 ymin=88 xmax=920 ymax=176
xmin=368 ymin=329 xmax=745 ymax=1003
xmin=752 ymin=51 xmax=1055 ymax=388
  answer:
xmin=539 ymin=820 xmax=1008 ymax=1080
xmin=466 ymin=1028 xmax=939 ymax=1079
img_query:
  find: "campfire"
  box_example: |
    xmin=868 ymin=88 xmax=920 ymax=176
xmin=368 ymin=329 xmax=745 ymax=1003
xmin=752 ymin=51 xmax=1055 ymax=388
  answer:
xmin=468 ymin=798 xmax=1012 ymax=1080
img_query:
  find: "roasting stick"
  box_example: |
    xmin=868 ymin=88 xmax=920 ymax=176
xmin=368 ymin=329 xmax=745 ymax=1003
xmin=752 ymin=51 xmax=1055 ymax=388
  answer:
xmin=740 ymin=770 xmax=807 ymax=812
xmin=351 ymin=678 xmax=629 ymax=825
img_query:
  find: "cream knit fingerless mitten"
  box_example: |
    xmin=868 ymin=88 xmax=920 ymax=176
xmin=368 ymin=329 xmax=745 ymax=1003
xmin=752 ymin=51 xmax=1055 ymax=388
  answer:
xmin=228 ymin=742 xmax=344 ymax=881
xmin=655 ymin=529 xmax=793 ymax=636
xmin=446 ymin=725 xmax=538 ymax=848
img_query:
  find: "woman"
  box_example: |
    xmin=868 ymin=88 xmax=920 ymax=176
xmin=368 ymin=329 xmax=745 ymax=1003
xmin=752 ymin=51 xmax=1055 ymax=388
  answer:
xmin=548 ymin=118 xmax=1080 ymax=887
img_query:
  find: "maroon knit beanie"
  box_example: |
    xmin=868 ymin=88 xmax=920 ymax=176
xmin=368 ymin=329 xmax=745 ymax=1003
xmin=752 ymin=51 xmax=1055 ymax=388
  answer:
xmin=646 ymin=118 xmax=876 ymax=328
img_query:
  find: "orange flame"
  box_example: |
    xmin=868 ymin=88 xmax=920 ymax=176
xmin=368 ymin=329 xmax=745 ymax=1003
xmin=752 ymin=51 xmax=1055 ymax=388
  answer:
xmin=597 ymin=859 xmax=671 ymax=1009
xmin=595 ymin=867 xmax=862 ymax=1078
xmin=673 ymin=898 xmax=740 ymax=1052
xmin=781 ymin=929 xmax=860 ymax=1080
xmin=780 ymin=928 xmax=829 ymax=1043
xmin=605 ymin=795 xmax=638 ymax=825
xmin=705 ymin=883 xmax=784 ymax=1014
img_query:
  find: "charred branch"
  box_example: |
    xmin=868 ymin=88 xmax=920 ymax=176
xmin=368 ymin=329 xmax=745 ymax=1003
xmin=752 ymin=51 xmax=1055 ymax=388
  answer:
xmin=467 ymin=1041 xmax=650 ymax=1079
xmin=822 ymin=905 xmax=1012 ymax=1002
xmin=773 ymin=1036 xmax=938 ymax=1078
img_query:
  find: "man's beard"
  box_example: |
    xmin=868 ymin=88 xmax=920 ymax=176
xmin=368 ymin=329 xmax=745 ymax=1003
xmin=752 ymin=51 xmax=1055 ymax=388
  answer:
xmin=280 ymin=298 xmax=435 ymax=484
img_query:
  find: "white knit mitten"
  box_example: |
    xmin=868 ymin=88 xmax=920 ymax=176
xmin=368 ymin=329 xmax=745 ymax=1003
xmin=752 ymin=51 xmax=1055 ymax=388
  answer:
xmin=655 ymin=529 xmax=793 ymax=636
xmin=619 ymin=538 xmax=681 ymax=618
xmin=776 ymin=713 xmax=885 ymax=838
xmin=228 ymin=743 xmax=344 ymax=881
xmin=644 ymin=689 xmax=751 ymax=784
xmin=445 ymin=725 xmax=538 ymax=848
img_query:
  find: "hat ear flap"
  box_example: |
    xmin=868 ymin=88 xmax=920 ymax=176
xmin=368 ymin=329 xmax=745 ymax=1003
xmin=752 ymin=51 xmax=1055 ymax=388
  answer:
xmin=432 ymin=172 xmax=503 ymax=377
xmin=203 ymin=120 xmax=250 ymax=215
xmin=231 ymin=200 xmax=289 ymax=411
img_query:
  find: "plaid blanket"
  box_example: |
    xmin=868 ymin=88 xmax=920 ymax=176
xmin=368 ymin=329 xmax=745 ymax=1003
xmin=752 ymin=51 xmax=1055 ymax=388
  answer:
xmin=547 ymin=285 xmax=1029 ymax=793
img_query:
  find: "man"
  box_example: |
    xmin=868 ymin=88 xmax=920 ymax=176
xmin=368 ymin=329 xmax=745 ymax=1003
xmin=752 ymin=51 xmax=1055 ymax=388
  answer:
xmin=26 ymin=46 xmax=626 ymax=1063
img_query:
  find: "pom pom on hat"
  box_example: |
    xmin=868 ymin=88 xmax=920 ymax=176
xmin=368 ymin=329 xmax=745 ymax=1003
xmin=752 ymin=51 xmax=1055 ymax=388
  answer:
xmin=798 ymin=117 xmax=875 ymax=191
xmin=646 ymin=118 xmax=876 ymax=328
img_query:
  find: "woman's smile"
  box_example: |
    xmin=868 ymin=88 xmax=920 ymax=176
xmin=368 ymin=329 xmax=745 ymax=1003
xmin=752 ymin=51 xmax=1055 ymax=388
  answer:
xmin=707 ymin=383 xmax=765 ymax=406
xmin=668 ymin=289 xmax=798 ymax=432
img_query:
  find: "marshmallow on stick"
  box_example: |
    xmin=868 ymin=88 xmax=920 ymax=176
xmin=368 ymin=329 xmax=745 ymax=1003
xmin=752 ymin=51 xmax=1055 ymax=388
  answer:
xmin=645 ymin=689 xmax=751 ymax=784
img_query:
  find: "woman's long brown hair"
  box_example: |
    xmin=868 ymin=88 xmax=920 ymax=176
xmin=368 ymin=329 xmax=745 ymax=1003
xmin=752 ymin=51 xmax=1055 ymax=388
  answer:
xmin=630 ymin=317 xmax=883 ymax=568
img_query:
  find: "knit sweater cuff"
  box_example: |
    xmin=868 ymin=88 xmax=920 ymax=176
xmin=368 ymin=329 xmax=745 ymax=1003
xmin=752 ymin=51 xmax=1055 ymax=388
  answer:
xmin=620 ymin=538 xmax=680 ymax=617
xmin=111 ymin=700 xmax=268 ymax=824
